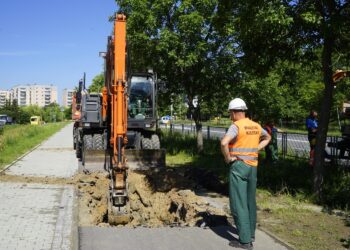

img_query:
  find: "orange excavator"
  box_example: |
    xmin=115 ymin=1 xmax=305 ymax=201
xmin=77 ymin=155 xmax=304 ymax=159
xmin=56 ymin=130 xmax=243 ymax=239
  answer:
xmin=73 ymin=14 xmax=165 ymax=223
xmin=103 ymin=14 xmax=129 ymax=223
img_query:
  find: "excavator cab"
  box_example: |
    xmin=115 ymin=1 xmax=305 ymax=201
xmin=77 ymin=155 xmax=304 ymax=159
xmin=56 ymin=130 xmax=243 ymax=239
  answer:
xmin=128 ymin=75 xmax=154 ymax=120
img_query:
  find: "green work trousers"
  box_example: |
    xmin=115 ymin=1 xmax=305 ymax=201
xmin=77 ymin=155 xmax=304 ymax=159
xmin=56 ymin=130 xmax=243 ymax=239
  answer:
xmin=265 ymin=143 xmax=278 ymax=162
xmin=229 ymin=160 xmax=257 ymax=244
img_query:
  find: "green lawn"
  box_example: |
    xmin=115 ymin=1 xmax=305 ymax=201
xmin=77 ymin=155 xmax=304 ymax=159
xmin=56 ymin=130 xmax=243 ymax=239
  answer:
xmin=0 ymin=122 xmax=69 ymax=170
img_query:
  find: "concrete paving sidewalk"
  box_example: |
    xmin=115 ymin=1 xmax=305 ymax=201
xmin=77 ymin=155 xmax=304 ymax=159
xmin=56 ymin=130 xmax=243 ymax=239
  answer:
xmin=0 ymin=182 xmax=77 ymax=250
xmin=6 ymin=123 xmax=78 ymax=178
xmin=79 ymin=226 xmax=288 ymax=250
xmin=0 ymin=123 xmax=78 ymax=250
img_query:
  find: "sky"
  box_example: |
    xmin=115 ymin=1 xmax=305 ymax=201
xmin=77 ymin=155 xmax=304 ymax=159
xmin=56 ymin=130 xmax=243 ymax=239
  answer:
xmin=0 ymin=0 xmax=117 ymax=104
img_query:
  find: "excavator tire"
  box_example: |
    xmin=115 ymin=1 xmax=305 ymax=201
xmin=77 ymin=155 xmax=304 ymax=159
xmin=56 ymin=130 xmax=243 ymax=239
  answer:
xmin=73 ymin=128 xmax=77 ymax=150
xmin=150 ymin=134 xmax=160 ymax=149
xmin=76 ymin=146 xmax=81 ymax=159
xmin=84 ymin=135 xmax=93 ymax=150
xmin=82 ymin=135 xmax=93 ymax=166
xmin=76 ymin=138 xmax=82 ymax=159
xmin=93 ymin=134 xmax=104 ymax=150
xmin=141 ymin=137 xmax=152 ymax=149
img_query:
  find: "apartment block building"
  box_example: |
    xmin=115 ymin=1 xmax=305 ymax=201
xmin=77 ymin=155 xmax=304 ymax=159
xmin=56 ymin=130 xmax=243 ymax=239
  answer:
xmin=0 ymin=90 xmax=10 ymax=107
xmin=10 ymin=84 xmax=58 ymax=107
xmin=62 ymin=89 xmax=74 ymax=107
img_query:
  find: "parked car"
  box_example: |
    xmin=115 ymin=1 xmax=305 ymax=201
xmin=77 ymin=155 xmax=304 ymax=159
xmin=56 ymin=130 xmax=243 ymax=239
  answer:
xmin=0 ymin=114 xmax=13 ymax=125
xmin=30 ymin=116 xmax=43 ymax=125
xmin=160 ymin=115 xmax=171 ymax=124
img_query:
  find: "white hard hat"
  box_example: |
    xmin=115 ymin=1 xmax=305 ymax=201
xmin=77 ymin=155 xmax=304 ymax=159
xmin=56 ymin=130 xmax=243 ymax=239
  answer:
xmin=228 ymin=98 xmax=248 ymax=111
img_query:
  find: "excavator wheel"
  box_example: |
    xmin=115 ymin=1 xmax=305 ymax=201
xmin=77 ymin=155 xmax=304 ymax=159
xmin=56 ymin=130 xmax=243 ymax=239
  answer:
xmin=82 ymin=135 xmax=93 ymax=166
xmin=141 ymin=137 xmax=152 ymax=149
xmin=93 ymin=134 xmax=104 ymax=150
xmin=151 ymin=134 xmax=160 ymax=149
xmin=76 ymin=140 xmax=82 ymax=160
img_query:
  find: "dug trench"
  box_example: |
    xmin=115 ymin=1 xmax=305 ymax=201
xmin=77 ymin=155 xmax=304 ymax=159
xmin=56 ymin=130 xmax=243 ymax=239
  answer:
xmin=0 ymin=167 xmax=230 ymax=228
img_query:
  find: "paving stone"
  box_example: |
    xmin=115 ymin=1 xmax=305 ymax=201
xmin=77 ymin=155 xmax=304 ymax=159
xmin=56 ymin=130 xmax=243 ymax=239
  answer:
xmin=0 ymin=182 xmax=75 ymax=250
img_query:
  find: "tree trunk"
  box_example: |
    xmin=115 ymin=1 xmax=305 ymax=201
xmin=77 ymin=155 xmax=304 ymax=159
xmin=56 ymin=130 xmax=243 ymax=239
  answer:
xmin=196 ymin=123 xmax=203 ymax=153
xmin=193 ymin=105 xmax=203 ymax=153
xmin=313 ymin=34 xmax=334 ymax=200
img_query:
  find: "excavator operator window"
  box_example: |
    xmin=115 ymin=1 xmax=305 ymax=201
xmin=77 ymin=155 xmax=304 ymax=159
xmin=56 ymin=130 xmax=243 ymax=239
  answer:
xmin=128 ymin=76 xmax=153 ymax=119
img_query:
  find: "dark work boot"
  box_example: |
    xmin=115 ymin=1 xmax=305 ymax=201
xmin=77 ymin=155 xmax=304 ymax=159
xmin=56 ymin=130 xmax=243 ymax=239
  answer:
xmin=229 ymin=240 xmax=253 ymax=249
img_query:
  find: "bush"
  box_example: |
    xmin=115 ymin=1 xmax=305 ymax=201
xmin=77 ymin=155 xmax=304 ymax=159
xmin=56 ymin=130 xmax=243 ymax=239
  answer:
xmin=322 ymin=167 xmax=350 ymax=209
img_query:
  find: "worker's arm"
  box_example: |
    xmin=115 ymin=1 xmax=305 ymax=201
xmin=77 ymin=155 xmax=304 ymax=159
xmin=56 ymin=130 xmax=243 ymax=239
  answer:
xmin=258 ymin=129 xmax=271 ymax=151
xmin=221 ymin=125 xmax=238 ymax=164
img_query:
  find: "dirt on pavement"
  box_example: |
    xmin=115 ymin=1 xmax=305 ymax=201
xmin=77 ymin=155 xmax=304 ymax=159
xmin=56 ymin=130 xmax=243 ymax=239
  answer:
xmin=0 ymin=168 xmax=229 ymax=228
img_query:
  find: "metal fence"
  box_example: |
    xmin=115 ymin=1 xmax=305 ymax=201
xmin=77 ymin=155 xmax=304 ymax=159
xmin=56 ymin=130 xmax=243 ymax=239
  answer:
xmin=162 ymin=123 xmax=350 ymax=166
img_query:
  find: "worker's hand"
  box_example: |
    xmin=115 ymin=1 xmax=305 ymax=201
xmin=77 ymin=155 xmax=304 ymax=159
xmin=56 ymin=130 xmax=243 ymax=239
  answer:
xmin=225 ymin=156 xmax=237 ymax=164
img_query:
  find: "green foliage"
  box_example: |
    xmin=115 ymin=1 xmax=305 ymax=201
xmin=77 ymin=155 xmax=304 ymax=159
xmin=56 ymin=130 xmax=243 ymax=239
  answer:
xmin=116 ymin=0 xmax=239 ymax=125
xmin=64 ymin=105 xmax=72 ymax=120
xmin=322 ymin=168 xmax=350 ymax=209
xmin=88 ymin=73 xmax=104 ymax=93
xmin=0 ymin=101 xmax=69 ymax=124
xmin=42 ymin=103 xmax=62 ymax=122
xmin=258 ymin=159 xmax=313 ymax=195
xmin=0 ymin=100 xmax=29 ymax=124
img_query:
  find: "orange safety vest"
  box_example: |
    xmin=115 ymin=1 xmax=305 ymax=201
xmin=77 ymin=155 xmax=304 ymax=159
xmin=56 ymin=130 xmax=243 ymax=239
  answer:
xmin=228 ymin=118 xmax=262 ymax=167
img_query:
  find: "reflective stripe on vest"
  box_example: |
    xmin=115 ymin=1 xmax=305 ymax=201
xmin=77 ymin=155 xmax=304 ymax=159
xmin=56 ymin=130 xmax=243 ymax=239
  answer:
xmin=228 ymin=118 xmax=262 ymax=167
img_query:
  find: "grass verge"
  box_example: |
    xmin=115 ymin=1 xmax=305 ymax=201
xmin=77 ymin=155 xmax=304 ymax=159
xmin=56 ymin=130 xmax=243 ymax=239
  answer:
xmin=162 ymin=130 xmax=350 ymax=249
xmin=0 ymin=122 xmax=69 ymax=170
xmin=257 ymin=190 xmax=350 ymax=250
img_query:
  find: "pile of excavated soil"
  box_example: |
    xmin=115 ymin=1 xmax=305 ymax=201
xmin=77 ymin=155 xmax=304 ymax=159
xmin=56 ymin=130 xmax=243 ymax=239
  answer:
xmin=75 ymin=172 xmax=110 ymax=226
xmin=76 ymin=168 xmax=228 ymax=227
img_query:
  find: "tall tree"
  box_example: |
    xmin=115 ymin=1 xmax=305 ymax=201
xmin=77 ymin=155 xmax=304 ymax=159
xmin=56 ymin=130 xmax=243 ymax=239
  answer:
xmin=116 ymin=0 xmax=240 ymax=152
xmin=235 ymin=0 xmax=350 ymax=198
xmin=88 ymin=73 xmax=105 ymax=93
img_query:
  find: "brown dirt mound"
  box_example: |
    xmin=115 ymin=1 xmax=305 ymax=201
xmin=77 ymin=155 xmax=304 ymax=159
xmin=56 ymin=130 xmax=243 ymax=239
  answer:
xmin=76 ymin=169 xmax=228 ymax=227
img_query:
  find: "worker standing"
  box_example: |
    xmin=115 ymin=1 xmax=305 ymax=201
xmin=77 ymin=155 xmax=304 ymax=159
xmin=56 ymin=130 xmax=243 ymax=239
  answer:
xmin=221 ymin=98 xmax=270 ymax=249
xmin=264 ymin=121 xmax=279 ymax=163
xmin=306 ymin=111 xmax=318 ymax=165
